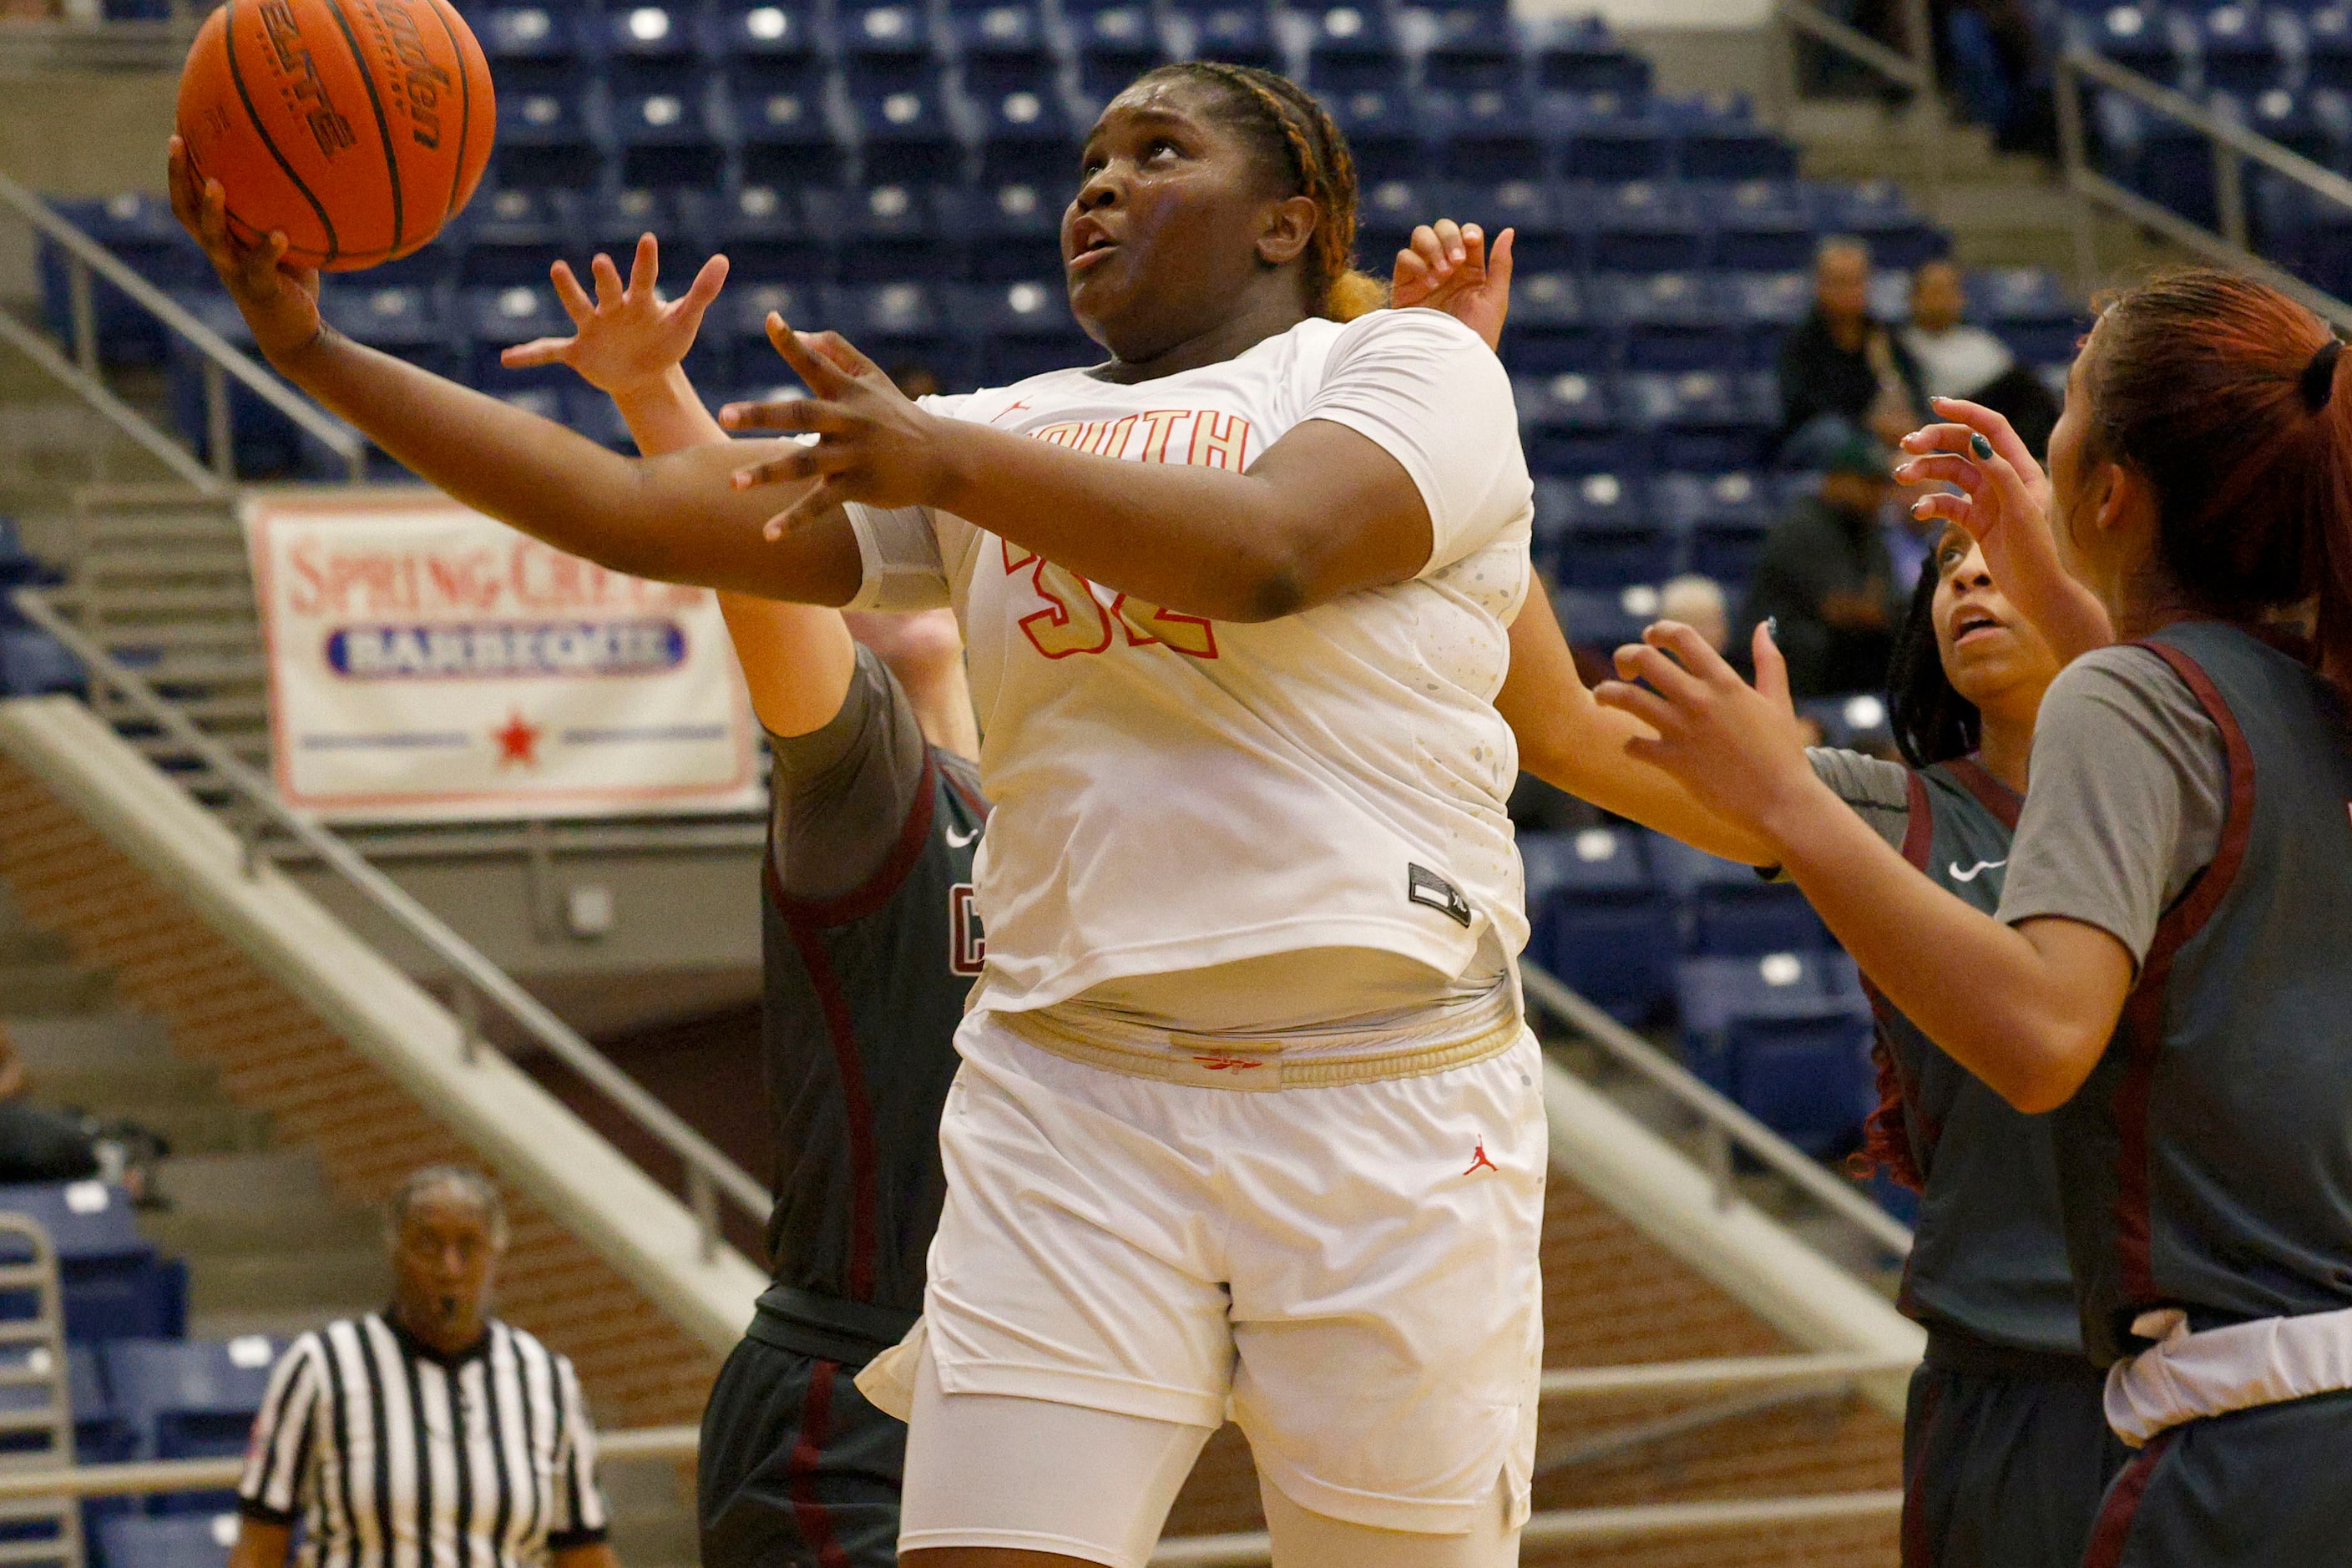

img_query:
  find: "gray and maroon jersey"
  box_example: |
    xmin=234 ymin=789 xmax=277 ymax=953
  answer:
xmin=757 ymin=649 xmax=985 ymax=1340
xmin=1865 ymin=757 xmax=2082 ymax=1358
xmin=2055 ymin=621 xmax=2352 ymax=1366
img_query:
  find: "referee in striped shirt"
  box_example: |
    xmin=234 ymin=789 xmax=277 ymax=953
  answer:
xmin=231 ymin=1167 xmax=617 ymax=1568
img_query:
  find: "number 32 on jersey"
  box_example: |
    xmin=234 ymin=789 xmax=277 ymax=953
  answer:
xmin=1004 ymin=543 xmax=1219 ymax=661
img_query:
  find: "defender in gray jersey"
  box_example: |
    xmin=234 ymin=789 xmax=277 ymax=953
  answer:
xmin=1601 ymin=271 xmax=2352 ymax=1566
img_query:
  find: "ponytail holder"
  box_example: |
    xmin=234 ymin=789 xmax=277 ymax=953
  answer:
xmin=2304 ymin=336 xmax=2344 ymax=411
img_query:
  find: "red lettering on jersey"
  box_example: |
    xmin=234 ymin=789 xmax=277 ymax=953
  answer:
xmin=1110 ymin=592 xmax=1218 ymax=659
xmin=1032 ymin=420 xmax=1090 ymax=449
xmin=1004 ymin=545 xmax=1113 ymax=658
xmin=949 ymin=883 xmax=984 ymax=976
xmin=1132 ymin=409 xmax=1188 ymax=464
xmin=1187 ymin=410 xmax=1251 ymax=470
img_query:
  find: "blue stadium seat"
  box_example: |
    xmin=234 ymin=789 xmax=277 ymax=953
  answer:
xmin=474 ymin=3 xmax=589 ymax=71
xmin=1651 ymin=469 xmax=1773 ymax=581
xmin=1523 ymin=826 xmax=1678 ymax=1024
xmin=2299 ymin=7 xmax=2352 ymax=92
xmin=101 ymin=1337 xmax=277 ymax=1463
xmin=954 ymin=180 xmax=1068 ymax=281
xmin=1606 ymin=270 xmax=1727 ymax=370
xmin=731 ymin=62 xmax=850 ymax=185
xmin=1355 ymin=177 xmax=1441 ymax=270
xmin=1966 ymin=266 xmax=2090 ymax=367
xmin=1550 ymin=584 xmax=1652 ymax=650
xmin=1421 ymin=7 xmax=1518 ymax=93
xmin=163 ymin=292 xmax=306 ymax=477
xmin=1423 ymin=88 xmax=1547 ymax=181
xmin=2188 ymin=2 xmax=2279 ymax=94
xmin=1709 ymin=180 xmax=1818 ymax=273
xmin=1169 ymin=3 xmax=1281 ymax=70
xmin=1518 ymin=371 xmax=1631 ymax=476
xmin=1546 ymin=469 xmax=1673 ymax=589
xmin=1625 ymin=368 xmax=1773 ymax=473
xmin=604 ymin=3 xmax=701 ymax=78
xmin=821 ymin=281 xmax=966 ymax=384
xmin=1802 ymin=692 xmax=1895 ymax=752
xmin=320 ymin=283 xmax=460 ymax=379
xmin=952 ymin=3 xmax=1056 ymax=91
xmin=2077 ymin=3 xmax=2183 ymax=83
xmin=1071 ymin=5 xmax=1167 ymax=102
xmin=38 ymin=194 xmax=205 ymax=367
xmin=822 ymin=183 xmax=965 ymax=281
xmin=1725 ymin=1000 xmax=1877 ymax=1156
xmin=2236 ymin=85 xmax=2345 ymax=170
xmin=1648 ymin=836 xmax=1829 ymax=957
xmin=703 ymin=0 xmax=822 ymax=73
xmin=839 ymin=3 xmax=938 ymax=72
xmin=465 ymin=282 xmax=577 ymax=388
xmin=690 ymin=183 xmax=827 ymax=281
xmin=610 ymin=78 xmax=727 ymax=185
xmin=1526 ymin=14 xmax=1654 ymax=97
xmin=1555 ymin=114 xmax=1675 ymax=187
xmin=584 ymin=186 xmax=698 ymax=270
xmin=968 ymin=278 xmax=1093 ymax=383
xmin=0 ymin=631 xmax=83 ymax=699
xmin=1452 ymin=180 xmax=1585 ymax=274
xmin=1533 ymin=468 xmax=1643 ymax=558
xmin=68 ymin=1345 xmax=134 ymax=1465
xmin=457 ymin=185 xmax=581 ymax=286
xmin=971 ymin=80 xmax=1080 ymax=185
xmin=1302 ymin=4 xmax=1409 ymax=94
xmin=0 ymin=1182 xmax=185 ymax=1344
xmin=842 ymin=69 xmax=964 ymax=183
xmin=2095 ymin=90 xmax=2220 ymax=228
xmin=1723 ymin=269 xmax=1812 ymax=368
xmin=1673 ymin=120 xmax=1798 ymax=182
xmin=1324 ymin=86 xmax=1421 ymax=183
xmin=97 ymin=1512 xmax=236 ymax=1568
xmin=492 ymin=80 xmax=603 ymax=187
xmin=714 ymin=281 xmax=823 ymax=384
xmin=1823 ymin=180 xmax=1949 ymax=269
xmin=1589 ymin=184 xmax=1707 ymax=275
xmin=1498 ymin=271 xmax=1606 ymax=374
xmin=1677 ymin=948 xmax=1831 ymax=1087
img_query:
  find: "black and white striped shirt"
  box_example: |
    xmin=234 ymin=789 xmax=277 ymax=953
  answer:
xmin=237 ymin=1313 xmax=609 ymax=1567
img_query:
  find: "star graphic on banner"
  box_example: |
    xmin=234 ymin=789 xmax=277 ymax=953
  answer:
xmin=492 ymin=710 xmax=543 ymax=768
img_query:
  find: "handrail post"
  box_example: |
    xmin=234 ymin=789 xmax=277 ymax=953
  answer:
xmin=689 ymin=1167 xmax=718 ymax=1262
xmin=66 ymin=257 xmax=97 ymax=376
xmin=2216 ymin=128 xmax=2249 ymax=253
xmin=1899 ymin=0 xmax=1943 ymax=198
xmin=203 ymin=360 xmax=235 ymax=483
xmin=453 ymin=982 xmax=483 ymax=1065
xmin=2054 ymin=55 xmax=2100 ymax=287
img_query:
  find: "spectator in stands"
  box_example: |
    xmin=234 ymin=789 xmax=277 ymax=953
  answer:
xmin=1903 ymin=260 xmax=2060 ymax=457
xmin=0 ymin=1029 xmax=99 ymax=1185
xmin=232 ymin=1167 xmax=616 ymax=1568
xmin=1739 ymin=430 xmax=1908 ymax=699
xmin=1658 ymin=574 xmax=1731 ymax=655
xmin=1776 ymin=238 xmax=1926 ymax=459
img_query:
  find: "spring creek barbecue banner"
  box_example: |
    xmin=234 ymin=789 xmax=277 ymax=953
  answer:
xmin=244 ymin=491 xmax=761 ymax=822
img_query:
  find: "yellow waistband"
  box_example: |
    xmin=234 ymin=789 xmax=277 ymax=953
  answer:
xmin=995 ymin=1009 xmax=1526 ymax=1090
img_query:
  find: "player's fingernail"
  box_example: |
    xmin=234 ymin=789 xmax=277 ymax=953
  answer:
xmin=1970 ymin=432 xmax=1994 ymax=460
xmin=1764 ymin=616 xmax=1779 ymax=640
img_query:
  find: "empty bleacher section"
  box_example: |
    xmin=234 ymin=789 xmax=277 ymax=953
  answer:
xmin=2054 ymin=0 xmax=2352 ymax=305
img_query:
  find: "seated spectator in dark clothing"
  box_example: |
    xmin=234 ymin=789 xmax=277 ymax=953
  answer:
xmin=1776 ymin=238 xmax=1927 ymax=459
xmin=0 ymin=1029 xmax=99 ymax=1185
xmin=1738 ymin=432 xmax=1909 ymax=700
xmin=1901 ymin=259 xmax=2061 ymax=458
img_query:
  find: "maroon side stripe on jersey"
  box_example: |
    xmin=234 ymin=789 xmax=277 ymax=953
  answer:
xmin=767 ymin=750 xmax=942 ymax=927
xmin=1941 ymin=755 xmax=2022 ymax=830
xmin=2080 ymin=1427 xmax=2177 ymax=1568
xmin=1854 ymin=767 xmax=1938 ymax=1196
xmin=2108 ymin=641 xmax=2258 ymax=1302
xmin=786 ymin=1361 xmax=852 ymax=1568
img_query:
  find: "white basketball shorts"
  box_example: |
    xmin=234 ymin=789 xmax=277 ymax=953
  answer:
xmin=910 ymin=1009 xmax=1548 ymax=1535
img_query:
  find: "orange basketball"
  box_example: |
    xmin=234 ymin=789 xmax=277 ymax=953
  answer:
xmin=177 ymin=0 xmax=494 ymax=271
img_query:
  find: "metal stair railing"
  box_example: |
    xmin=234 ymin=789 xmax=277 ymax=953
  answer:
xmin=1523 ymin=959 xmax=1916 ymax=1258
xmin=2055 ymin=44 xmax=2352 ymax=329
xmin=9 ymin=584 xmax=768 ymax=1259
xmin=0 ymin=1215 xmax=85 ymax=1568
xmin=0 ymin=170 xmax=366 ymax=493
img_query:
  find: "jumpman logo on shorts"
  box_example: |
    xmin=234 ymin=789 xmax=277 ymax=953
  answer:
xmin=1464 ymin=1140 xmax=1499 ymax=1176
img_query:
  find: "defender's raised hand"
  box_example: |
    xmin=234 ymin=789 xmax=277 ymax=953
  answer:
xmin=501 ymin=233 xmax=730 ymax=400
xmin=720 ymin=316 xmax=952 ymax=535
xmin=1391 ymin=220 xmax=1515 ymax=353
xmin=166 ymin=134 xmax=321 ymax=366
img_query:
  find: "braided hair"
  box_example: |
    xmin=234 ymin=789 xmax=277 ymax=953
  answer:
xmin=1133 ymin=61 xmax=1388 ymax=321
xmin=1886 ymin=539 xmax=1980 ymax=770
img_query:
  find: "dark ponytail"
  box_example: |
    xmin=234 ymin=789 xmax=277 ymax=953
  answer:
xmin=2081 ymin=269 xmax=2352 ymax=680
xmin=1134 ymin=62 xmax=1386 ymax=321
xmin=1887 ymin=545 xmax=1980 ymax=769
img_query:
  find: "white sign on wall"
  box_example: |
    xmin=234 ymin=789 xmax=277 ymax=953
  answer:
xmin=244 ymin=491 xmax=761 ymax=823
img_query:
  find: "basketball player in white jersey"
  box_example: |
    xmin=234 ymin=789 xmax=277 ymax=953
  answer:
xmin=174 ymin=60 xmax=1539 ymax=1568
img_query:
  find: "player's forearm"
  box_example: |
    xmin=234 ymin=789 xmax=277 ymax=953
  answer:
xmin=611 ymin=364 xmax=731 ymax=458
xmin=1767 ymin=795 xmax=2119 ymax=1111
xmin=271 ymin=331 xmax=857 ymax=603
xmin=925 ymin=417 xmax=1420 ymax=622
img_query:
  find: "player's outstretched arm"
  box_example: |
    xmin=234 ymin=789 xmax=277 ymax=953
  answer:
xmin=517 ymin=232 xmax=857 ymax=738
xmin=1496 ymin=588 xmax=1783 ymax=864
xmin=1595 ymin=620 xmax=2134 ymax=1113
xmin=168 ymin=140 xmax=859 ymax=608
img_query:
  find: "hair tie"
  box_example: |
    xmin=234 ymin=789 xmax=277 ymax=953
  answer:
xmin=2304 ymin=337 xmax=2344 ymax=411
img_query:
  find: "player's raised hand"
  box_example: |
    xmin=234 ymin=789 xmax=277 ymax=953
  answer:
xmin=1591 ymin=620 xmax=1820 ymax=843
xmin=719 ymin=316 xmax=951 ymax=534
xmin=1390 ymin=220 xmax=1514 ymax=353
xmin=1894 ymin=397 xmax=2114 ymax=658
xmin=501 ymin=233 xmax=729 ymax=399
xmin=167 ymin=134 xmax=321 ymax=365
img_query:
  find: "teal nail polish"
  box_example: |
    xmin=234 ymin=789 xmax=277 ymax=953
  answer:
xmin=1764 ymin=616 xmax=1779 ymax=640
xmin=1970 ymin=432 xmax=1994 ymax=460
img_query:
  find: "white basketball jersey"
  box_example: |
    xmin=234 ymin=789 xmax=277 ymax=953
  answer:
xmin=845 ymin=308 xmax=1535 ymax=1019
